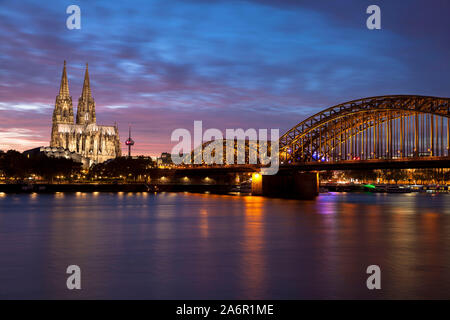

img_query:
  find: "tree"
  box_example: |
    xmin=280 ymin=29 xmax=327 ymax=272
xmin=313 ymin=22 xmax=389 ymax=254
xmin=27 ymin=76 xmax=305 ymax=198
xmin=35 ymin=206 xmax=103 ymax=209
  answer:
xmin=89 ymin=156 xmax=154 ymax=182
xmin=31 ymin=155 xmax=81 ymax=182
xmin=379 ymin=169 xmax=407 ymax=184
xmin=0 ymin=150 xmax=30 ymax=180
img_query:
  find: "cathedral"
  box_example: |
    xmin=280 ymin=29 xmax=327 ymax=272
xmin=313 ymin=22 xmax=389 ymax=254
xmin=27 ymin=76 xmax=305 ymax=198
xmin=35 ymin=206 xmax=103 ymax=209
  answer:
xmin=50 ymin=61 xmax=121 ymax=164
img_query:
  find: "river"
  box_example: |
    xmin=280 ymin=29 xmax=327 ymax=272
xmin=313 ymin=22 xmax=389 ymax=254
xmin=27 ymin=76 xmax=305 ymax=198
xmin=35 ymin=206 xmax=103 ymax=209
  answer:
xmin=0 ymin=191 xmax=449 ymax=299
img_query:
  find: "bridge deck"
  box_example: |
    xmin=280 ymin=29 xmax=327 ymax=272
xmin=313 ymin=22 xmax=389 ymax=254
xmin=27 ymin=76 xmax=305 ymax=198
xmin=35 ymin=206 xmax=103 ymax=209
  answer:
xmin=285 ymin=157 xmax=450 ymax=171
xmin=158 ymin=157 xmax=450 ymax=174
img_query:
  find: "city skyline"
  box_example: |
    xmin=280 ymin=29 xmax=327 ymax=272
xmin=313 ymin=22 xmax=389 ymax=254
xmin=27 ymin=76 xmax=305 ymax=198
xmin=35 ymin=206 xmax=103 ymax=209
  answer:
xmin=1 ymin=0 xmax=449 ymax=156
xmin=1 ymin=0 xmax=450 ymax=303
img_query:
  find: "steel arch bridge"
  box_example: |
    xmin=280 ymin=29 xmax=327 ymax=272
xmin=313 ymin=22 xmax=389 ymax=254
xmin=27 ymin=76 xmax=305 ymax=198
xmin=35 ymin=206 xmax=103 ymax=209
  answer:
xmin=279 ymin=95 xmax=450 ymax=163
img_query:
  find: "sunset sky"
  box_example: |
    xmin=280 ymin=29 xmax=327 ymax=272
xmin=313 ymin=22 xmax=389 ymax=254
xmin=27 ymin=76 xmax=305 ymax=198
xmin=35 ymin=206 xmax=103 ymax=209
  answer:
xmin=1 ymin=0 xmax=449 ymax=156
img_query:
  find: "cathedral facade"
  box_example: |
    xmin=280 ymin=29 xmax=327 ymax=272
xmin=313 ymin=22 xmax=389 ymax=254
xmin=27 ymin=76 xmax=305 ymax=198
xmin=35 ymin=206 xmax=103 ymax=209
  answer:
xmin=50 ymin=61 xmax=121 ymax=164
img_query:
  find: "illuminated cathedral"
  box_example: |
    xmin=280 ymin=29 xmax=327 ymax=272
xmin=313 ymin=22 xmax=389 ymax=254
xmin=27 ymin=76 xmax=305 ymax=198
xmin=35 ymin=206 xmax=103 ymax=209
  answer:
xmin=50 ymin=61 xmax=121 ymax=164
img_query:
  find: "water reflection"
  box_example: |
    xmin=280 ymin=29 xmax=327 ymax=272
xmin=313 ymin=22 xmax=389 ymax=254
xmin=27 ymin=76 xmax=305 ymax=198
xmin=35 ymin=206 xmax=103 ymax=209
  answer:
xmin=241 ymin=197 xmax=266 ymax=298
xmin=0 ymin=192 xmax=449 ymax=299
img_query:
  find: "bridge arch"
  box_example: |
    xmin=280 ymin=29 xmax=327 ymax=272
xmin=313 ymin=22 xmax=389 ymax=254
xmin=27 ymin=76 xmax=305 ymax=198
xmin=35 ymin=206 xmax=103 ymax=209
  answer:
xmin=279 ymin=95 xmax=450 ymax=163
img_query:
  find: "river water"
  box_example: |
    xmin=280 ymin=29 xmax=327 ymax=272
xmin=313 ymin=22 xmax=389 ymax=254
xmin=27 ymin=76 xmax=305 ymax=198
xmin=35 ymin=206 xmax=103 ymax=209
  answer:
xmin=0 ymin=191 xmax=449 ymax=299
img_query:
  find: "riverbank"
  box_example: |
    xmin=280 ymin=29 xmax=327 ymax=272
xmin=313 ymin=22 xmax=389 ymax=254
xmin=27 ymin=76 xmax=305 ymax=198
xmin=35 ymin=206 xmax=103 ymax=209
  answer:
xmin=2 ymin=182 xmax=448 ymax=195
xmin=321 ymin=183 xmax=450 ymax=193
xmin=0 ymin=183 xmax=239 ymax=194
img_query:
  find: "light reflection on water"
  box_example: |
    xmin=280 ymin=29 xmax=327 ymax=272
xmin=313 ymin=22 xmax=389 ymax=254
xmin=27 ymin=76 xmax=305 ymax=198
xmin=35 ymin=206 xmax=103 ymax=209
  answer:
xmin=0 ymin=192 xmax=449 ymax=299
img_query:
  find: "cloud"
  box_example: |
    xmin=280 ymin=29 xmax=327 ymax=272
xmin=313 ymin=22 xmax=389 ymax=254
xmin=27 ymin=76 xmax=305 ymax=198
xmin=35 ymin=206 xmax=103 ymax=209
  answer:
xmin=0 ymin=0 xmax=449 ymax=155
xmin=0 ymin=128 xmax=47 ymax=151
xmin=0 ymin=102 xmax=52 ymax=112
xmin=105 ymin=105 xmax=129 ymax=109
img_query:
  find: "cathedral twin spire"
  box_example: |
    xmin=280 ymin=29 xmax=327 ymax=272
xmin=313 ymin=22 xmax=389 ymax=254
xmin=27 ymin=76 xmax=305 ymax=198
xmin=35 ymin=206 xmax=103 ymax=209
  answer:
xmin=53 ymin=60 xmax=96 ymax=126
xmin=52 ymin=60 xmax=74 ymax=125
xmin=81 ymin=63 xmax=92 ymax=100
xmin=76 ymin=62 xmax=96 ymax=124
xmin=59 ymin=60 xmax=70 ymax=97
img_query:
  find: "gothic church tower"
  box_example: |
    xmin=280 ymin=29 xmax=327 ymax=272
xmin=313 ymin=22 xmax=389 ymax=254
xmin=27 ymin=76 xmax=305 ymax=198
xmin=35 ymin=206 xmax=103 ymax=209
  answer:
xmin=51 ymin=60 xmax=74 ymax=146
xmin=76 ymin=63 xmax=97 ymax=125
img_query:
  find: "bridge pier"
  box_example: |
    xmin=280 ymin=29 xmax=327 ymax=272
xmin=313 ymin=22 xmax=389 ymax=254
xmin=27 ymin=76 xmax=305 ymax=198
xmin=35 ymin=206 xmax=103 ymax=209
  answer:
xmin=251 ymin=171 xmax=319 ymax=200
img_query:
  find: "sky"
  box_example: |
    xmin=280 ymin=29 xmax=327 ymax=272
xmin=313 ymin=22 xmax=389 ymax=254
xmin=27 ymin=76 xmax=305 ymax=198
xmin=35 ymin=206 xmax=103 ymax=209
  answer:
xmin=0 ymin=0 xmax=449 ymax=156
